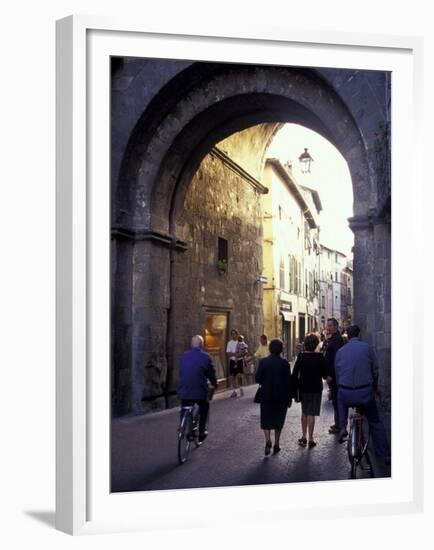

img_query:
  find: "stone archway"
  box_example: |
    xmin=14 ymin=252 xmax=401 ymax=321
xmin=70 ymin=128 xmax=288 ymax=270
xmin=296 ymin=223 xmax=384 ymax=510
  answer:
xmin=111 ymin=61 xmax=390 ymax=415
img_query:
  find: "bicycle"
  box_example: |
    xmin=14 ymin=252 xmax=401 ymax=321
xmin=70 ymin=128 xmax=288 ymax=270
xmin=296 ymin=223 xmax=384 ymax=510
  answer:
xmin=177 ymin=403 xmax=201 ymax=464
xmin=346 ymin=406 xmax=370 ymax=479
xmin=177 ymin=386 xmax=215 ymax=465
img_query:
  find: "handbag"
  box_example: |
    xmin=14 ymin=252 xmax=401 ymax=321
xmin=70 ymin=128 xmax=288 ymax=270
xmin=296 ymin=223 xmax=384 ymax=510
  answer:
xmin=253 ymin=385 xmax=263 ymax=404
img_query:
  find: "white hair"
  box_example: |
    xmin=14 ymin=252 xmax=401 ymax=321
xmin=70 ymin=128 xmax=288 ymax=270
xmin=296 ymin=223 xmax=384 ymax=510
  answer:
xmin=191 ymin=334 xmax=204 ymax=348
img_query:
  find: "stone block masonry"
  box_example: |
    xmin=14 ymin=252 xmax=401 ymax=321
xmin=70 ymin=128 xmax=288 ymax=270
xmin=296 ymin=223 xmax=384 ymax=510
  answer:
xmin=110 ymin=59 xmax=391 ymax=417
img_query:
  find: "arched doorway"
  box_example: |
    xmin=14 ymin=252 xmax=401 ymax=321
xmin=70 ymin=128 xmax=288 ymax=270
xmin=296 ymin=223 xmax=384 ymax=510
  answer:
xmin=111 ymin=61 xmax=390 ymax=415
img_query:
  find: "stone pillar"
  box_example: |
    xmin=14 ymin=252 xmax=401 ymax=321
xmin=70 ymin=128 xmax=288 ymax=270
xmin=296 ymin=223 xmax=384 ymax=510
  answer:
xmin=373 ymin=218 xmax=391 ymax=410
xmin=349 ymin=214 xmax=391 ymax=412
xmin=111 ymin=237 xmax=133 ymax=416
xmin=131 ymin=240 xmax=170 ymax=413
xmin=350 ymin=218 xmax=377 ymax=348
xmin=112 ymin=235 xmax=171 ymax=415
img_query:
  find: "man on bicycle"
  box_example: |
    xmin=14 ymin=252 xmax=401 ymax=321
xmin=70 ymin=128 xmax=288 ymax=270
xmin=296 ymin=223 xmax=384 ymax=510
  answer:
xmin=335 ymin=325 xmax=390 ymax=462
xmin=177 ymin=335 xmax=217 ymax=443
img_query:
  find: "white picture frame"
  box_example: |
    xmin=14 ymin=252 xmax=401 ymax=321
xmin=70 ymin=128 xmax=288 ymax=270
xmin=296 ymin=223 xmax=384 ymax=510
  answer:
xmin=56 ymin=15 xmax=424 ymax=535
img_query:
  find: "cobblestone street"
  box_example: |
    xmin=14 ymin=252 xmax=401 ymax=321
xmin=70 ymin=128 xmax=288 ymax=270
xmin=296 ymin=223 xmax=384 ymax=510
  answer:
xmin=111 ymin=383 xmax=382 ymax=493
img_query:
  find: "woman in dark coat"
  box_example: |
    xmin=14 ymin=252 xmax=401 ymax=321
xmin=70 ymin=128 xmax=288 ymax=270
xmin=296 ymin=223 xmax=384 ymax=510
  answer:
xmin=292 ymin=333 xmax=327 ymax=448
xmin=255 ymin=339 xmax=292 ymax=455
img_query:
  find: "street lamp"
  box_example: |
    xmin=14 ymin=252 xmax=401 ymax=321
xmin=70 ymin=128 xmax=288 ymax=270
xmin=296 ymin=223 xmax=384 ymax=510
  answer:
xmin=298 ymin=147 xmax=314 ymax=173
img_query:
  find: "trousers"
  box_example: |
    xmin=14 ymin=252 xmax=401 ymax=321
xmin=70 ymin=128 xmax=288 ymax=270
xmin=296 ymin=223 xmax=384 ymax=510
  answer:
xmin=337 ymin=386 xmax=389 ymax=458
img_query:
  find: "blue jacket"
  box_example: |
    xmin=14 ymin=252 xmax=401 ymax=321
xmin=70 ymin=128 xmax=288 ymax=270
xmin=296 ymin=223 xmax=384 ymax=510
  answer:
xmin=177 ymin=348 xmax=217 ymax=401
xmin=335 ymin=337 xmax=379 ymax=388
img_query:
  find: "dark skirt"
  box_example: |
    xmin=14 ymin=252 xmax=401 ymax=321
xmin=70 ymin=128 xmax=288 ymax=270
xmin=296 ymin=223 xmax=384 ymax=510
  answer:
xmin=260 ymin=401 xmax=288 ymax=430
xmin=301 ymin=392 xmax=322 ymax=416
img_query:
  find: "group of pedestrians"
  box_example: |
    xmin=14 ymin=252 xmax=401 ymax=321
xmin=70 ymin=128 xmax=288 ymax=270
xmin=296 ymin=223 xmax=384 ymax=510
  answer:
xmin=225 ymin=328 xmax=268 ymax=397
xmin=176 ymin=319 xmax=390 ymax=463
xmin=255 ymin=320 xmax=390 ymax=462
xmin=255 ymin=332 xmax=328 ymax=454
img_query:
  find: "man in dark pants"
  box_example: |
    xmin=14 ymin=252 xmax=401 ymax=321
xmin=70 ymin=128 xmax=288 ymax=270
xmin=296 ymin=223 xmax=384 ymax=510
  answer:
xmin=323 ymin=318 xmax=345 ymax=434
xmin=177 ymin=335 xmax=217 ymax=442
xmin=335 ymin=325 xmax=390 ymax=462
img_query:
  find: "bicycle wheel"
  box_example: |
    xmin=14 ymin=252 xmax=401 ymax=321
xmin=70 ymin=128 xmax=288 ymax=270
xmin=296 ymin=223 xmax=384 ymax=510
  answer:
xmin=347 ymin=420 xmax=357 ymax=462
xmin=347 ymin=419 xmax=359 ymax=479
xmin=178 ymin=414 xmax=192 ymax=464
xmin=359 ymin=417 xmax=370 ymax=459
xmin=192 ymin=405 xmax=201 ymax=448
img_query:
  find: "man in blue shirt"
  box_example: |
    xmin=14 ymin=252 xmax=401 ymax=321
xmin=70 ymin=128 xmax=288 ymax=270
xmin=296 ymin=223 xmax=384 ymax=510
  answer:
xmin=177 ymin=335 xmax=217 ymax=442
xmin=335 ymin=325 xmax=390 ymax=461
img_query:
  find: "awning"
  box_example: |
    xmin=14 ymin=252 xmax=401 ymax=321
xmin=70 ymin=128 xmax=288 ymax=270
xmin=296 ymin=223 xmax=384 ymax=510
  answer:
xmin=281 ymin=310 xmax=296 ymax=322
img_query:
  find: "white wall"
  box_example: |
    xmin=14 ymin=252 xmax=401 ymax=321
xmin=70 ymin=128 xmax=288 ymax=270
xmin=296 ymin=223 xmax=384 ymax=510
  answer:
xmin=270 ymin=169 xmax=305 ymax=290
xmin=0 ymin=0 xmax=432 ymax=548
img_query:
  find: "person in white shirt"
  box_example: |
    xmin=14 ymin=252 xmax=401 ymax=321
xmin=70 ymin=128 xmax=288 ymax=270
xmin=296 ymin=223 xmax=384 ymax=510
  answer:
xmin=254 ymin=334 xmax=269 ymax=360
xmin=226 ymin=328 xmax=244 ymax=397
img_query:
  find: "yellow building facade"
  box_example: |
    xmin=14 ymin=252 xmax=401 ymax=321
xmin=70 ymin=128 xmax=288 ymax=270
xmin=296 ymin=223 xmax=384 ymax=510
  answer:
xmin=261 ymin=159 xmax=322 ymax=360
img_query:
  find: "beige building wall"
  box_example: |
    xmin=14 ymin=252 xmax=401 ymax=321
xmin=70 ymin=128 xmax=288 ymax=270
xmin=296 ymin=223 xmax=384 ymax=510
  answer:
xmin=319 ymin=245 xmax=352 ymax=330
xmin=261 ymin=160 xmax=321 ymax=359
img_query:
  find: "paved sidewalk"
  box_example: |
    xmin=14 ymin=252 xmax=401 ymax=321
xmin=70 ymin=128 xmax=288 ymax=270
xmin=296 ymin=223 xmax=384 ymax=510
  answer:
xmin=111 ymin=383 xmax=383 ymax=493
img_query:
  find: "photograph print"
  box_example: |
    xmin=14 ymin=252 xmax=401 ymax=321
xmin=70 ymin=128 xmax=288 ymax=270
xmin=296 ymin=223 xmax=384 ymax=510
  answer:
xmin=110 ymin=56 xmax=391 ymax=492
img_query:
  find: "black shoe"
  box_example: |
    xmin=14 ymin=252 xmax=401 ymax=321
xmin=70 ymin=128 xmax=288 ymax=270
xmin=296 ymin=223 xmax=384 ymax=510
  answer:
xmin=273 ymin=445 xmax=281 ymax=454
xmin=265 ymin=440 xmax=272 ymax=456
xmin=198 ymin=433 xmax=208 ymax=443
xmin=298 ymin=437 xmax=307 ymax=447
xmin=329 ymin=426 xmax=340 ymax=434
xmin=308 ymin=440 xmax=317 ymax=448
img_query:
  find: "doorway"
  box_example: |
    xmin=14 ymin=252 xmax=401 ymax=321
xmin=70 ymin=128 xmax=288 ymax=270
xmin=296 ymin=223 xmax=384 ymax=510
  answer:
xmin=282 ymin=320 xmax=292 ymax=361
xmin=299 ymin=314 xmax=306 ymax=342
xmin=204 ymin=311 xmax=229 ymax=390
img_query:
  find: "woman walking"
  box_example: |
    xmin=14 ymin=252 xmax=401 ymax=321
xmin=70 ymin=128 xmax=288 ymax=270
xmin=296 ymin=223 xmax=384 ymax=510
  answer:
xmin=255 ymin=339 xmax=292 ymax=456
xmin=292 ymin=333 xmax=327 ymax=448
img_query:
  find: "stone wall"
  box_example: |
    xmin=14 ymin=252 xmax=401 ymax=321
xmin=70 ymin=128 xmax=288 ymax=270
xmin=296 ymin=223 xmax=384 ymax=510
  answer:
xmin=373 ymin=219 xmax=391 ymax=409
xmin=112 ymin=236 xmax=172 ymax=415
xmin=112 ymin=146 xmax=265 ymax=414
xmin=111 ymin=57 xmax=191 ymax=221
xmin=170 ymin=150 xmax=264 ymax=392
xmin=110 ymin=58 xmax=391 ymax=416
